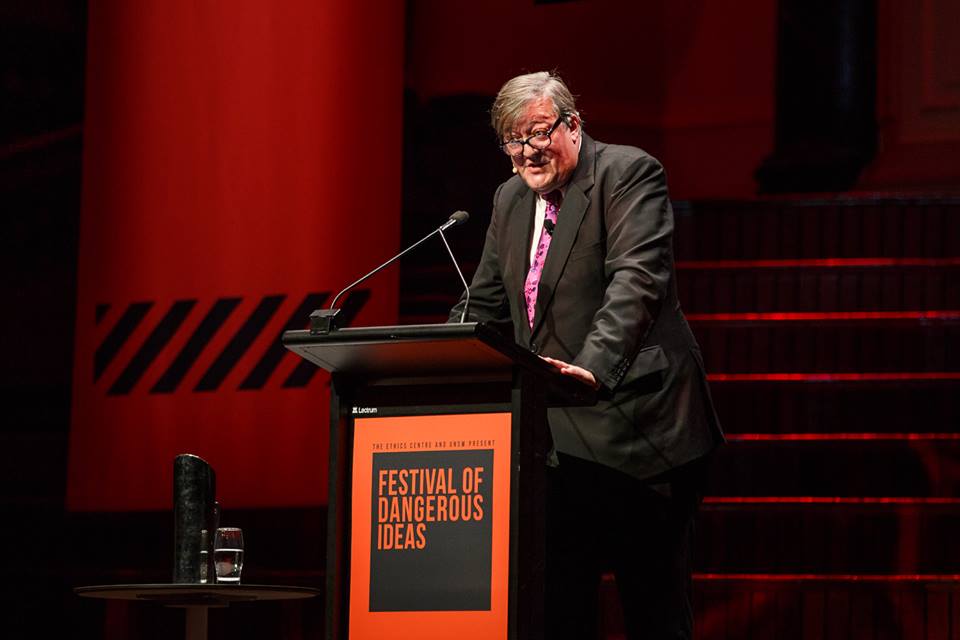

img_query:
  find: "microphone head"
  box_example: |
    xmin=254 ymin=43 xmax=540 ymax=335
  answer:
xmin=448 ymin=210 xmax=470 ymax=227
xmin=544 ymin=219 xmax=556 ymax=235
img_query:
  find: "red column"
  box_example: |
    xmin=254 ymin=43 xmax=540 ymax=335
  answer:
xmin=68 ymin=1 xmax=405 ymax=510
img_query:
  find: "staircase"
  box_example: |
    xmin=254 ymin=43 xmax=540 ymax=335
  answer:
xmin=399 ymin=196 xmax=960 ymax=639
xmin=677 ymin=198 xmax=960 ymax=640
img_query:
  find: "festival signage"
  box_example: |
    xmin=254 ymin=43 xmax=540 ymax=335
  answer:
xmin=349 ymin=413 xmax=511 ymax=640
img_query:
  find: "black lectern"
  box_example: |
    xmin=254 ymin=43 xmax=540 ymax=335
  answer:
xmin=282 ymin=322 xmax=594 ymax=640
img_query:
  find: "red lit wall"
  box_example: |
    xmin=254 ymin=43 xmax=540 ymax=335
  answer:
xmin=860 ymin=0 xmax=960 ymax=190
xmin=67 ymin=1 xmax=405 ymax=511
xmin=405 ymin=0 xmax=777 ymax=199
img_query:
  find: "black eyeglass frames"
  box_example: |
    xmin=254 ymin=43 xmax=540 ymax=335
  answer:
xmin=499 ymin=114 xmax=566 ymax=157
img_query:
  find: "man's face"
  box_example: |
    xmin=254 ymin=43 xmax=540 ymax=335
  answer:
xmin=506 ymin=97 xmax=580 ymax=194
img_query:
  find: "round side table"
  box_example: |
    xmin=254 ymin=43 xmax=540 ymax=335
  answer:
xmin=75 ymin=583 xmax=321 ymax=640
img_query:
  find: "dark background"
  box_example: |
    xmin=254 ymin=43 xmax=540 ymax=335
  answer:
xmin=2 ymin=0 xmax=958 ymax=638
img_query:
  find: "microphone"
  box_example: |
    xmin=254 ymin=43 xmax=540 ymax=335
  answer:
xmin=543 ymin=219 xmax=555 ymax=235
xmin=310 ymin=211 xmax=471 ymax=334
xmin=440 ymin=209 xmax=470 ymax=232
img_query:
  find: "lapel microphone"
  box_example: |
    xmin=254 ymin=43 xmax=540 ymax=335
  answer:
xmin=543 ymin=219 xmax=556 ymax=236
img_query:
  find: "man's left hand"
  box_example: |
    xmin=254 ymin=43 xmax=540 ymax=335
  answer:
xmin=541 ymin=356 xmax=600 ymax=389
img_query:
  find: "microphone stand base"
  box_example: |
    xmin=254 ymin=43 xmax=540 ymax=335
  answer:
xmin=309 ymin=308 xmax=341 ymax=335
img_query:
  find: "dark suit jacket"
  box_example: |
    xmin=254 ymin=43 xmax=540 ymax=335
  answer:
xmin=451 ymin=134 xmax=722 ymax=481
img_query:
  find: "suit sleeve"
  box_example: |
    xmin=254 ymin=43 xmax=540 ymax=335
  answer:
xmin=572 ymin=155 xmax=673 ymax=390
xmin=448 ymin=184 xmax=511 ymax=324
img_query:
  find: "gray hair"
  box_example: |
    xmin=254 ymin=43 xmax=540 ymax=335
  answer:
xmin=491 ymin=71 xmax=580 ymax=139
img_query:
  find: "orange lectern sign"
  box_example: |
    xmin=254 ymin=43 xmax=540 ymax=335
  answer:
xmin=349 ymin=412 xmax=512 ymax=640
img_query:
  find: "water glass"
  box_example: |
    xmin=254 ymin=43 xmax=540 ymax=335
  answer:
xmin=214 ymin=527 xmax=244 ymax=583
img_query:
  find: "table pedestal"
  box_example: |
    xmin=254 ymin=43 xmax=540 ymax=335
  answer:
xmin=182 ymin=603 xmax=209 ymax=640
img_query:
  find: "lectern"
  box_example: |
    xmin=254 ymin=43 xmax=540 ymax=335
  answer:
xmin=282 ymin=322 xmax=594 ymax=640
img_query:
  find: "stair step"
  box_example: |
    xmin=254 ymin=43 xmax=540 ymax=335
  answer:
xmin=673 ymin=198 xmax=960 ymax=261
xmin=710 ymin=378 xmax=959 ymax=435
xmin=678 ymin=262 xmax=960 ymax=313
xmin=691 ymin=577 xmax=960 ymax=640
xmin=596 ymin=572 xmax=960 ymax=640
xmin=696 ymin=501 xmax=960 ymax=573
xmin=707 ymin=439 xmax=960 ymax=497
xmin=695 ymin=321 xmax=959 ymax=373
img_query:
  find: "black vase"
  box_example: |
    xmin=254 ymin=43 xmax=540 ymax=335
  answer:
xmin=172 ymin=454 xmax=218 ymax=583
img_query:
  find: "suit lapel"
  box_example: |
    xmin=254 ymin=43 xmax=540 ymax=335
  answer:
xmin=504 ymin=187 xmax=536 ymax=344
xmin=531 ymin=135 xmax=597 ymax=338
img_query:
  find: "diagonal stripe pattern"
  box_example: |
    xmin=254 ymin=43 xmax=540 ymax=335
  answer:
xmin=240 ymin=292 xmax=329 ymax=390
xmin=92 ymin=292 xmax=365 ymax=395
xmin=108 ymin=299 xmax=197 ymax=395
xmin=94 ymin=302 xmax=153 ymax=381
xmin=151 ymin=298 xmax=242 ymax=393
xmin=194 ymin=295 xmax=286 ymax=392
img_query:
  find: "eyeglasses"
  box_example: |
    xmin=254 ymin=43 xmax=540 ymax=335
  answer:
xmin=499 ymin=114 xmax=566 ymax=157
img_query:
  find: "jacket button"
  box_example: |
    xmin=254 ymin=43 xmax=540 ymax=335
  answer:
xmin=530 ymin=342 xmax=538 ymax=353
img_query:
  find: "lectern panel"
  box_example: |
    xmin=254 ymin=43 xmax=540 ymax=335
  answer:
xmin=348 ymin=413 xmax=511 ymax=640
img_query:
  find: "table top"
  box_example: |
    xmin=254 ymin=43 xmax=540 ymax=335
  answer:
xmin=75 ymin=583 xmax=321 ymax=607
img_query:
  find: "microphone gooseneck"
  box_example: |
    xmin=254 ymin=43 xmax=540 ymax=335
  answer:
xmin=329 ymin=211 xmax=470 ymax=312
xmin=313 ymin=211 xmax=471 ymax=334
xmin=438 ymin=224 xmax=471 ymax=323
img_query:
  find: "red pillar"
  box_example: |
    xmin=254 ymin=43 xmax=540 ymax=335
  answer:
xmin=68 ymin=1 xmax=405 ymax=511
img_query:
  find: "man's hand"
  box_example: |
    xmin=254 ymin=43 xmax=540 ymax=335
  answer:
xmin=540 ymin=356 xmax=600 ymax=389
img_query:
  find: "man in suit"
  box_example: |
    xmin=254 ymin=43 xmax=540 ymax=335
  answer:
xmin=450 ymin=71 xmax=722 ymax=639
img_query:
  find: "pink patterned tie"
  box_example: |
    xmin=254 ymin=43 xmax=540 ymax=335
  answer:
xmin=524 ymin=191 xmax=561 ymax=328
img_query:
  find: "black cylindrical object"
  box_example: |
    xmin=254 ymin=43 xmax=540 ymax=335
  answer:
xmin=172 ymin=454 xmax=217 ymax=583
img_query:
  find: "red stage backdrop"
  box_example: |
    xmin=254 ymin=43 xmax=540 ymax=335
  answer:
xmin=67 ymin=1 xmax=404 ymax=511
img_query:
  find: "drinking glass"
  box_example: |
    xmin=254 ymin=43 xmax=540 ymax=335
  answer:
xmin=214 ymin=527 xmax=244 ymax=583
